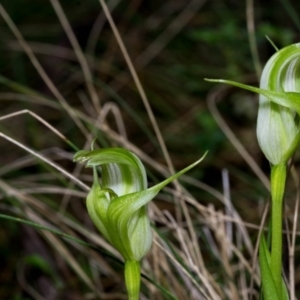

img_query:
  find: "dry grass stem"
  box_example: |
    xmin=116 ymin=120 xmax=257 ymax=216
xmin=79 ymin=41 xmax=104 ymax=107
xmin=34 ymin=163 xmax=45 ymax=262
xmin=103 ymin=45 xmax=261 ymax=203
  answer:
xmin=49 ymin=0 xmax=101 ymax=114
xmin=0 ymin=4 xmax=89 ymax=136
xmin=97 ymin=0 xmax=175 ymax=176
xmin=0 ymin=131 xmax=89 ymax=191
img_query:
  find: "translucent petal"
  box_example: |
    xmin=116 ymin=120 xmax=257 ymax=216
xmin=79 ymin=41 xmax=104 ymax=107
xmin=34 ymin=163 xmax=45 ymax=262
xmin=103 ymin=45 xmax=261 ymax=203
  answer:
xmin=74 ymin=148 xmax=147 ymax=195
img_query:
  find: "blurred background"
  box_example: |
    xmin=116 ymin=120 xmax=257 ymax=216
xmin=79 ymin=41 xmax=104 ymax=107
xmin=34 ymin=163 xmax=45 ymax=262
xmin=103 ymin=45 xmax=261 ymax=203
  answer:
xmin=0 ymin=0 xmax=300 ymax=299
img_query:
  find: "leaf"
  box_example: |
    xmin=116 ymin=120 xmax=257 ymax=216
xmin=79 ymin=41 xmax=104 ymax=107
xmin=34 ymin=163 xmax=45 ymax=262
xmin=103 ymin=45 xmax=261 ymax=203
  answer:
xmin=259 ymin=234 xmax=280 ymax=300
xmin=282 ymin=278 xmax=290 ymax=300
xmin=205 ymin=79 xmax=300 ymax=114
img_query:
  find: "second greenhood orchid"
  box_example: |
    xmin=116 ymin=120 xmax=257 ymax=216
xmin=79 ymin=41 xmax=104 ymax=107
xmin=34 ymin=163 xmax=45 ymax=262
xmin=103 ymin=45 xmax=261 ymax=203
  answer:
xmin=206 ymin=43 xmax=300 ymax=300
xmin=206 ymin=43 xmax=300 ymax=165
xmin=74 ymin=147 xmax=206 ymax=300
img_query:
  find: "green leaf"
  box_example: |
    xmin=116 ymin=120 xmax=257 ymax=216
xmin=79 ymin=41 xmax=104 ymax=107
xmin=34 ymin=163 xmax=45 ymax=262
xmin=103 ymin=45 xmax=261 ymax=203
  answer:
xmin=259 ymin=234 xmax=280 ymax=300
xmin=282 ymin=279 xmax=290 ymax=300
xmin=205 ymin=79 xmax=300 ymax=114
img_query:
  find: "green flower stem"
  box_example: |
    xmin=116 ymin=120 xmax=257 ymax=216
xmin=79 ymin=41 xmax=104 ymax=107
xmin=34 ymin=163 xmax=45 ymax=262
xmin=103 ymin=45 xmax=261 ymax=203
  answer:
xmin=125 ymin=260 xmax=141 ymax=300
xmin=270 ymin=163 xmax=287 ymax=298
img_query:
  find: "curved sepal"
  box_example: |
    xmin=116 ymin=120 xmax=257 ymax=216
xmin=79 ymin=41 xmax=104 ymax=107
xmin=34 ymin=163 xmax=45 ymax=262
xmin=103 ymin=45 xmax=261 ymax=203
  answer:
xmin=74 ymin=148 xmax=147 ymax=195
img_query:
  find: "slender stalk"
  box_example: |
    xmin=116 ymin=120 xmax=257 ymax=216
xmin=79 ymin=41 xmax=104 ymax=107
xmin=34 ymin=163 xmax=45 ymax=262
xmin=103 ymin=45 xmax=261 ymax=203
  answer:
xmin=125 ymin=260 xmax=141 ymax=300
xmin=270 ymin=163 xmax=287 ymax=298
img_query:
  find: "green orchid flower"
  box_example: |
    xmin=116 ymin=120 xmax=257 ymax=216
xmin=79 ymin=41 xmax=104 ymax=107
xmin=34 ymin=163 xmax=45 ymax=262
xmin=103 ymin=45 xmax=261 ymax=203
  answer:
xmin=206 ymin=43 xmax=300 ymax=166
xmin=206 ymin=43 xmax=300 ymax=300
xmin=74 ymin=147 xmax=206 ymax=300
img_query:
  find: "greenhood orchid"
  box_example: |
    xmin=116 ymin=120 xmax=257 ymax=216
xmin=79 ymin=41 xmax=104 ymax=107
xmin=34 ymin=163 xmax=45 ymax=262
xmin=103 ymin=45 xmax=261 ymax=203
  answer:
xmin=206 ymin=43 xmax=300 ymax=166
xmin=206 ymin=43 xmax=300 ymax=300
xmin=74 ymin=147 xmax=205 ymax=300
